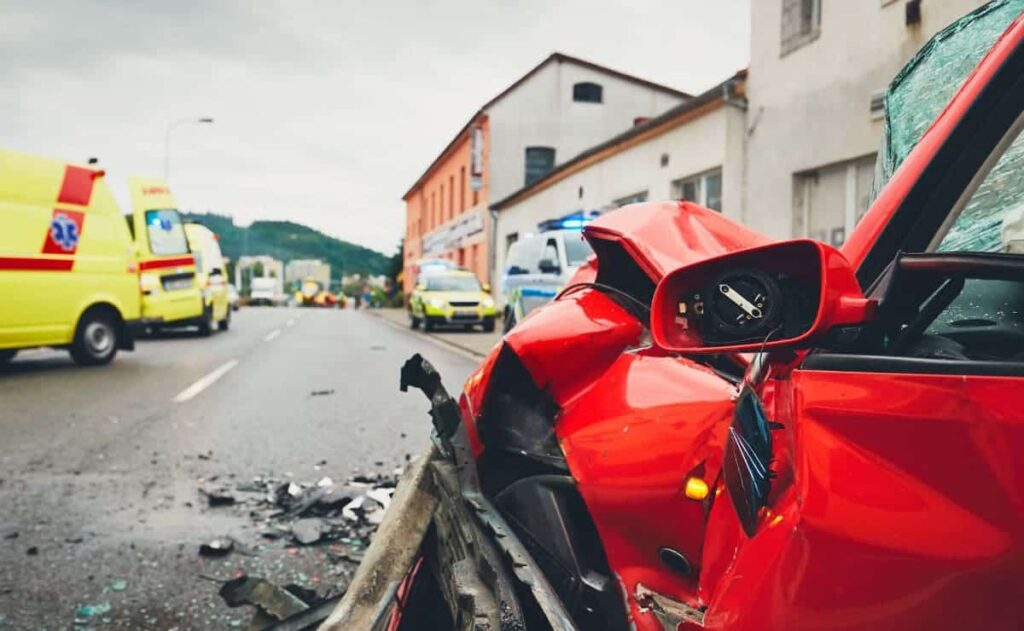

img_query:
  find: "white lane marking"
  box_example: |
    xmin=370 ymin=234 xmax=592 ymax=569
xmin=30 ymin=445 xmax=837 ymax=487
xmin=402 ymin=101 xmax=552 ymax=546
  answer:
xmin=264 ymin=329 xmax=281 ymax=342
xmin=286 ymin=318 xmax=296 ymax=327
xmin=172 ymin=360 xmax=239 ymax=403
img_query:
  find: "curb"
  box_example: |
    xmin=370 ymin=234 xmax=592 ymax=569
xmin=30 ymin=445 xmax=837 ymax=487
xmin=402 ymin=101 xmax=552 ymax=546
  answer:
xmin=364 ymin=310 xmax=493 ymax=360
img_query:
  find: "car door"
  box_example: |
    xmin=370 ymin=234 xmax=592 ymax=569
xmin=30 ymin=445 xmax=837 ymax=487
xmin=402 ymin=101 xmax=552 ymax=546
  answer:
xmin=769 ymin=68 xmax=1024 ymax=630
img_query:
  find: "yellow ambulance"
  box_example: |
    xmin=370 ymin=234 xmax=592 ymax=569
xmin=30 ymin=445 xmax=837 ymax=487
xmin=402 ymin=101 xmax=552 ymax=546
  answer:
xmin=183 ymin=222 xmax=231 ymax=332
xmin=128 ymin=177 xmax=226 ymax=335
xmin=0 ymin=149 xmax=141 ymax=365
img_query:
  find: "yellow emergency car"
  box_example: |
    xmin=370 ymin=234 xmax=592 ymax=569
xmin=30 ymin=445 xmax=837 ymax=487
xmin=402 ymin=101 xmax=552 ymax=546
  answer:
xmin=184 ymin=222 xmax=231 ymax=333
xmin=128 ymin=177 xmax=213 ymax=334
xmin=0 ymin=148 xmax=141 ymax=365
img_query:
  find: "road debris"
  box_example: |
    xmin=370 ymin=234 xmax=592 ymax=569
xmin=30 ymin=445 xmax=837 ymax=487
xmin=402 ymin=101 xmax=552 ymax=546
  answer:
xmin=218 ymin=573 xmax=344 ymax=630
xmin=199 ymin=538 xmax=235 ymax=557
xmin=291 ymin=518 xmax=323 ymax=545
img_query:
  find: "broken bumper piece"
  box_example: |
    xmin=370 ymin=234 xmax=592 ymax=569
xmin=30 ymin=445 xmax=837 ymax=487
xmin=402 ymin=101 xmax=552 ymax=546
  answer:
xmin=321 ymin=354 xmax=578 ymax=631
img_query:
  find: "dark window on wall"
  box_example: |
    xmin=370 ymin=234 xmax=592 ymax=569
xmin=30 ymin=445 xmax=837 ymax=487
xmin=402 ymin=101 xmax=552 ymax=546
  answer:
xmin=525 ymin=147 xmax=556 ymax=186
xmin=449 ymin=175 xmax=455 ymax=220
xmin=459 ymin=166 xmax=466 ymax=213
xmin=781 ymin=0 xmax=821 ymax=56
xmin=573 ymin=82 xmax=603 ymax=103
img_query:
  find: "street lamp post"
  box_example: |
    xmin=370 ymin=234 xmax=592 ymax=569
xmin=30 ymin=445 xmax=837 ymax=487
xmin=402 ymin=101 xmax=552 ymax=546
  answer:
xmin=164 ymin=117 xmax=214 ymax=180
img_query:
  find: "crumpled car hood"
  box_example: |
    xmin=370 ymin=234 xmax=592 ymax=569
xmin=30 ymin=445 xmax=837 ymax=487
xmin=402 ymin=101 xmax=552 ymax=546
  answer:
xmin=583 ymin=200 xmax=772 ymax=281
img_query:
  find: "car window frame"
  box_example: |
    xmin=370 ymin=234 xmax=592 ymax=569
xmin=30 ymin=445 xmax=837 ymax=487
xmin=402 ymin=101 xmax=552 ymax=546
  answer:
xmin=812 ymin=33 xmax=1024 ymax=377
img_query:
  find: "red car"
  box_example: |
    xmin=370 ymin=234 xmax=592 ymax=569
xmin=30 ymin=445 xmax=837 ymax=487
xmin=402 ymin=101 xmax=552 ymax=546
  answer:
xmin=326 ymin=3 xmax=1024 ymax=630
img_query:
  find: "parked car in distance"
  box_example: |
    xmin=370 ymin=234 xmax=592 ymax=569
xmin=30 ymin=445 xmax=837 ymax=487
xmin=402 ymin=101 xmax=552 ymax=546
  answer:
xmin=408 ymin=270 xmax=496 ymax=332
xmin=250 ymin=277 xmax=283 ymax=306
xmin=501 ymin=227 xmax=593 ymax=330
xmin=183 ymin=222 xmax=231 ymax=334
xmin=0 ymin=149 xmax=141 ymax=365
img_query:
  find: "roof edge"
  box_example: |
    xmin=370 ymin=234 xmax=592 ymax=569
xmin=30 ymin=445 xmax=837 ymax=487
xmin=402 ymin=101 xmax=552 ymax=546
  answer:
xmin=490 ymin=70 xmax=747 ymax=211
xmin=402 ymin=53 xmax=693 ymax=200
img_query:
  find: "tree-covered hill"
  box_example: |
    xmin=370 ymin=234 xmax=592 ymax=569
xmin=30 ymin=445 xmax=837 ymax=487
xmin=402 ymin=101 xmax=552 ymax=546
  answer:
xmin=181 ymin=212 xmax=390 ymax=280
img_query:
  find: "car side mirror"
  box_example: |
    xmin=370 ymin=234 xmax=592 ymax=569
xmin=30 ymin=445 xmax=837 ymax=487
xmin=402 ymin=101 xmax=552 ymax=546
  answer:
xmin=506 ymin=265 xmax=529 ymax=275
xmin=651 ymin=239 xmax=876 ymax=353
xmin=210 ymin=268 xmax=223 ymax=277
xmin=537 ymin=258 xmax=561 ymax=274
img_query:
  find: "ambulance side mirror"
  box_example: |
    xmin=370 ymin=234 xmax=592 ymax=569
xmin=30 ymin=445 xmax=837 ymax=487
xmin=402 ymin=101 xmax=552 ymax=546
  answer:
xmin=650 ymin=240 xmax=876 ymax=353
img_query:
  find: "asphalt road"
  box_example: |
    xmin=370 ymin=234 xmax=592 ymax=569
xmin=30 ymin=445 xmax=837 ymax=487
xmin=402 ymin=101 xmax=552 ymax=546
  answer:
xmin=0 ymin=306 xmax=480 ymax=630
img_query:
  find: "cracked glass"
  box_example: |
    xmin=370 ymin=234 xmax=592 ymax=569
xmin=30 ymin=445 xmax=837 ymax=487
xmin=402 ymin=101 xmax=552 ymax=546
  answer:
xmin=875 ymin=0 xmax=1024 ymax=196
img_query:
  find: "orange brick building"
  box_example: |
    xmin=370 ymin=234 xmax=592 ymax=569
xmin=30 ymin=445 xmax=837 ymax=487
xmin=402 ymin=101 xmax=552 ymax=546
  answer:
xmin=402 ymin=115 xmax=490 ymax=294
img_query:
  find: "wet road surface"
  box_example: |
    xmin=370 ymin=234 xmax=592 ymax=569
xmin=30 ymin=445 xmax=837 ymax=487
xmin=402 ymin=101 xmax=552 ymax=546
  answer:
xmin=0 ymin=307 xmax=479 ymax=629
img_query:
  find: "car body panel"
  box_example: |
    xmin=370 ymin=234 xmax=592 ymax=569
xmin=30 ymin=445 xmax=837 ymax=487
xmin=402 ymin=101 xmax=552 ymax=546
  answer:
xmin=0 ymin=149 xmax=139 ymax=351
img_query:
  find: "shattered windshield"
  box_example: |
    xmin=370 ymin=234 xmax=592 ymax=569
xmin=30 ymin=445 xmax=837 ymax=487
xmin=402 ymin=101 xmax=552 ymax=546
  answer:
xmin=874 ymin=0 xmax=1024 ymax=196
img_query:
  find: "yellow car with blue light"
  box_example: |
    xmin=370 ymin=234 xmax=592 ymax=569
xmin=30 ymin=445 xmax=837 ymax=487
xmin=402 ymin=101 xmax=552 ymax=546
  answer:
xmin=409 ymin=270 xmax=496 ymax=332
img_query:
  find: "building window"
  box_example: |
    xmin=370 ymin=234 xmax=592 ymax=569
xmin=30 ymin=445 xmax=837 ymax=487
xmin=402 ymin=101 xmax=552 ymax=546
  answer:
xmin=614 ymin=191 xmax=649 ymax=207
xmin=672 ymin=168 xmax=723 ymax=211
xmin=780 ymin=0 xmax=821 ymax=56
xmin=449 ymin=175 xmax=455 ymax=220
xmin=573 ymin=82 xmax=603 ymax=103
xmin=793 ymin=154 xmax=876 ymax=247
xmin=459 ymin=166 xmax=466 ymax=213
xmin=525 ymin=147 xmax=556 ymax=186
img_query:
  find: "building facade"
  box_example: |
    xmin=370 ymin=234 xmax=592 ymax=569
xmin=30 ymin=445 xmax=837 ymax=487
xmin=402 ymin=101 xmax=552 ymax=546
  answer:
xmin=745 ymin=0 xmax=987 ymax=245
xmin=402 ymin=53 xmax=689 ymax=295
xmin=490 ymin=72 xmax=748 ymax=299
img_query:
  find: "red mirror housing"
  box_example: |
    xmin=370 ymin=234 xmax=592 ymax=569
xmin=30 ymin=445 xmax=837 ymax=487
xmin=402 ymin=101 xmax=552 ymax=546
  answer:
xmin=651 ymin=239 xmax=875 ymax=353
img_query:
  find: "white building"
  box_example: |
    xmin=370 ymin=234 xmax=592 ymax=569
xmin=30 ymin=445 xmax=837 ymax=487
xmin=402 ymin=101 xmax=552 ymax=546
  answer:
xmin=482 ymin=53 xmax=691 ymax=203
xmin=403 ymin=52 xmax=690 ymax=293
xmin=744 ymin=0 xmax=987 ymax=245
xmin=490 ymin=72 xmax=747 ymax=292
xmin=285 ymin=258 xmax=331 ymax=288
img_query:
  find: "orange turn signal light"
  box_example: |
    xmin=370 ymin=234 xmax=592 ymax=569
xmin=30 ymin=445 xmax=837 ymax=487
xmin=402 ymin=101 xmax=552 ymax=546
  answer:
xmin=684 ymin=477 xmax=709 ymax=501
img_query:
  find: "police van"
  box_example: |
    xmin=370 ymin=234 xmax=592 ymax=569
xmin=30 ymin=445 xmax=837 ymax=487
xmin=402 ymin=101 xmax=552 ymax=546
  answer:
xmin=0 ymin=149 xmax=141 ymax=365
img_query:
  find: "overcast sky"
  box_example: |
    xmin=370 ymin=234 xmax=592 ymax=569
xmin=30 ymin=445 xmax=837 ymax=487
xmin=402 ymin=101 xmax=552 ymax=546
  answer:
xmin=1 ymin=0 xmax=749 ymax=254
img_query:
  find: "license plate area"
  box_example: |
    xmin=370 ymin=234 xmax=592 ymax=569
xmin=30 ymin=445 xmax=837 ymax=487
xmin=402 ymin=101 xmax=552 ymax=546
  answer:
xmin=161 ymin=272 xmax=194 ymax=291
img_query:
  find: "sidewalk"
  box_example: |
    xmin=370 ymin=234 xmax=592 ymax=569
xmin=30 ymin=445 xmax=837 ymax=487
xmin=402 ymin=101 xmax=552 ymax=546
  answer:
xmin=367 ymin=308 xmax=503 ymax=359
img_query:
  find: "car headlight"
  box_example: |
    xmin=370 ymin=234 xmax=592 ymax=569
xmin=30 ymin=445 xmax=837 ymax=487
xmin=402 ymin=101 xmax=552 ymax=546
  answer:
xmin=428 ymin=297 xmax=446 ymax=309
xmin=481 ymin=296 xmax=495 ymax=309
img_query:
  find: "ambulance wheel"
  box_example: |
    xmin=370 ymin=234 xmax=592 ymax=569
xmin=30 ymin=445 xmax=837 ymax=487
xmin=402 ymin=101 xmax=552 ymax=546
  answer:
xmin=70 ymin=309 xmax=118 ymax=366
xmin=218 ymin=308 xmax=231 ymax=332
xmin=0 ymin=349 xmax=17 ymax=364
xmin=424 ymin=318 xmax=435 ymax=332
xmin=198 ymin=307 xmax=215 ymax=337
xmin=482 ymin=316 xmax=496 ymax=333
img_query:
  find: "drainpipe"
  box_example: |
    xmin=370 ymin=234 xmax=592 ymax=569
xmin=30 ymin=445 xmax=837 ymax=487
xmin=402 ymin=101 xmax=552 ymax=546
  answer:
xmin=488 ymin=207 xmax=499 ymax=298
xmin=722 ymin=77 xmax=748 ymax=111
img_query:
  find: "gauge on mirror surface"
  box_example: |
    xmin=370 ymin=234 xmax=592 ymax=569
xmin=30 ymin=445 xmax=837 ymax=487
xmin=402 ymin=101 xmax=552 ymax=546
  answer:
xmin=678 ymin=268 xmax=784 ymax=344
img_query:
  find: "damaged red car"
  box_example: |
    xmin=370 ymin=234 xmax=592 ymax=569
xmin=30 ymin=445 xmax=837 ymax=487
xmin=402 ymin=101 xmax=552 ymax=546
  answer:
xmin=325 ymin=3 xmax=1024 ymax=630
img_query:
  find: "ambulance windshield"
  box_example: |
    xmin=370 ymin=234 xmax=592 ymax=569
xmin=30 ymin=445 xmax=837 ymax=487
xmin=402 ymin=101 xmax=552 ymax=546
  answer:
xmin=145 ymin=209 xmax=189 ymax=256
